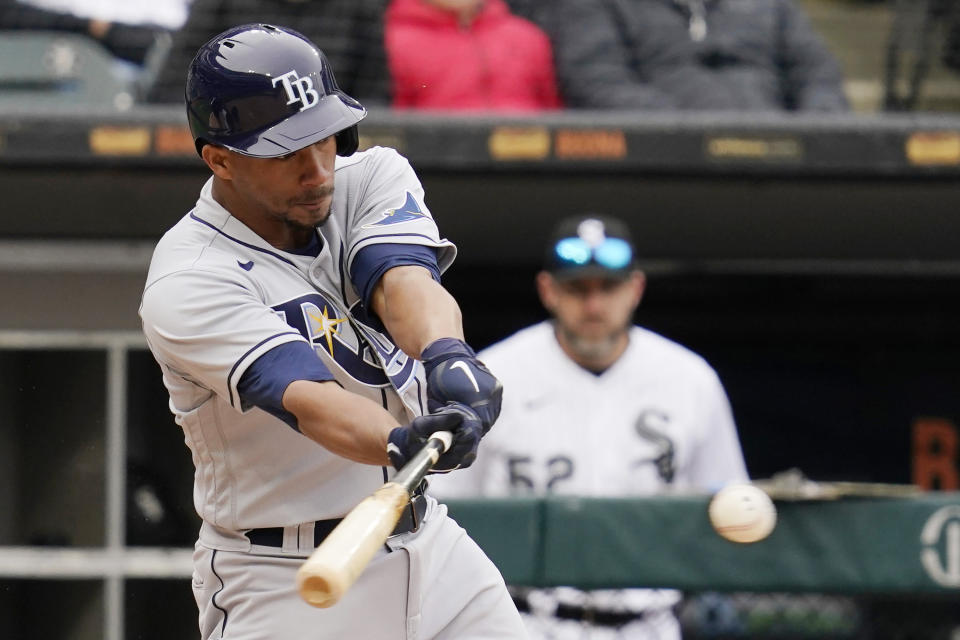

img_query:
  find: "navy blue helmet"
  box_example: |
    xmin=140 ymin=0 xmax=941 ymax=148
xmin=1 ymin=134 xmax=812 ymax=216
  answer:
xmin=186 ymin=24 xmax=367 ymax=158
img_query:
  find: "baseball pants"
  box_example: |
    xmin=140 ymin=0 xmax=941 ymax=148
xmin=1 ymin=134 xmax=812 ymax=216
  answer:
xmin=191 ymin=497 xmax=527 ymax=639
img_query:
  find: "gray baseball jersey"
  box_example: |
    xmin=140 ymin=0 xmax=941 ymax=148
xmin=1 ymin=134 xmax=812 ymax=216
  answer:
xmin=140 ymin=146 xmax=526 ymax=639
xmin=431 ymin=321 xmax=748 ymax=638
xmin=140 ymin=146 xmax=455 ymax=530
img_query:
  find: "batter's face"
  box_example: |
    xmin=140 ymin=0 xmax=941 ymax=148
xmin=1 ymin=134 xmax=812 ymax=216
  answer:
xmin=203 ymin=136 xmax=337 ymax=249
xmin=536 ymin=271 xmax=645 ymax=371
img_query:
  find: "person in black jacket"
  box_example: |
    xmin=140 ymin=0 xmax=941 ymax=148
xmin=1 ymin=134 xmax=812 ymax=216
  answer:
xmin=543 ymin=0 xmax=849 ymax=111
xmin=143 ymin=0 xmax=390 ymax=105
xmin=0 ymin=0 xmax=163 ymax=65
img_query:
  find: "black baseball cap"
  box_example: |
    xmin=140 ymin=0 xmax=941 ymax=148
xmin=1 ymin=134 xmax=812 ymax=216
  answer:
xmin=543 ymin=214 xmax=637 ymax=281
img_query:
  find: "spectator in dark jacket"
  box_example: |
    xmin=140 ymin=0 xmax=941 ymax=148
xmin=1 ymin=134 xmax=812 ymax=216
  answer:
xmin=0 ymin=0 xmax=163 ymax=65
xmin=544 ymin=0 xmax=849 ymax=111
xmin=385 ymin=0 xmax=562 ymax=111
xmin=144 ymin=0 xmax=390 ymax=104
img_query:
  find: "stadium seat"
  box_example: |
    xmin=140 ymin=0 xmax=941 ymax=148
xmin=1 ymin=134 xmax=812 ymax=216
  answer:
xmin=0 ymin=31 xmax=136 ymax=110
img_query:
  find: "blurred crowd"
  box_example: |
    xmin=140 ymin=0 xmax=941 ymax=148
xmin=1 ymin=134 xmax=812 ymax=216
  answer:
xmin=1 ymin=0 xmax=959 ymax=113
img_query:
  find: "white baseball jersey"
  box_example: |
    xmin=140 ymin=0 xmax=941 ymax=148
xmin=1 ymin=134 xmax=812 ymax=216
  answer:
xmin=433 ymin=321 xmax=747 ymax=498
xmin=430 ymin=320 xmax=748 ymax=637
xmin=140 ymin=146 xmax=455 ymax=532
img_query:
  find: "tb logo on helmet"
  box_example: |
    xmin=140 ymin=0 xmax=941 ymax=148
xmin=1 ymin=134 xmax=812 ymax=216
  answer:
xmin=272 ymin=70 xmax=320 ymax=111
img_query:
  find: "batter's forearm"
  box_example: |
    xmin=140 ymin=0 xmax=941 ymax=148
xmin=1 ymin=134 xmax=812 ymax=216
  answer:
xmin=283 ymin=380 xmax=395 ymax=465
xmin=372 ymin=266 xmax=465 ymax=357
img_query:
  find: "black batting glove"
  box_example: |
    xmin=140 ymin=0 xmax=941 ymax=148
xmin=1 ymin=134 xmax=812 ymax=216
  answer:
xmin=421 ymin=338 xmax=503 ymax=433
xmin=386 ymin=403 xmax=483 ymax=473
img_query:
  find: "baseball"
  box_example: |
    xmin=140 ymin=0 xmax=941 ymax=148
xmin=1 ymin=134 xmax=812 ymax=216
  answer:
xmin=708 ymin=483 xmax=777 ymax=543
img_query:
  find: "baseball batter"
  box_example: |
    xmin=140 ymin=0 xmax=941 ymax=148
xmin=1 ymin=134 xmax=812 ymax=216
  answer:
xmin=431 ymin=215 xmax=749 ymax=639
xmin=138 ymin=24 xmax=525 ymax=639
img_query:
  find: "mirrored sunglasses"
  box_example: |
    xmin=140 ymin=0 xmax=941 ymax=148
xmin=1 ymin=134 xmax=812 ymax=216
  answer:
xmin=553 ymin=237 xmax=633 ymax=270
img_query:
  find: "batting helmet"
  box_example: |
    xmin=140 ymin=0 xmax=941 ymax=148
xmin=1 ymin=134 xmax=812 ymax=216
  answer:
xmin=185 ymin=23 xmax=366 ymax=158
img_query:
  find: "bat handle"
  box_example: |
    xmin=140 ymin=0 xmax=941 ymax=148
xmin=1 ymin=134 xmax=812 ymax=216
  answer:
xmin=392 ymin=430 xmax=454 ymax=492
xmin=296 ymin=430 xmax=456 ymax=608
xmin=428 ymin=430 xmax=454 ymax=453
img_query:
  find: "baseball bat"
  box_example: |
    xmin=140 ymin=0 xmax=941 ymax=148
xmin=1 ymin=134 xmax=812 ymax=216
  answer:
xmin=296 ymin=430 xmax=454 ymax=608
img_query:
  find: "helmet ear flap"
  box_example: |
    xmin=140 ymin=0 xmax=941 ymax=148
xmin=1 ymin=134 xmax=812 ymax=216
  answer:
xmin=336 ymin=125 xmax=359 ymax=157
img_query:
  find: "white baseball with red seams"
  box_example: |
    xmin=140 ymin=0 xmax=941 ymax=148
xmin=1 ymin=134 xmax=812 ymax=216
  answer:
xmin=708 ymin=483 xmax=777 ymax=543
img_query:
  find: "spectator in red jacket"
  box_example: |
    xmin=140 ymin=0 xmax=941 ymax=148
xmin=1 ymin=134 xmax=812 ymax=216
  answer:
xmin=385 ymin=0 xmax=562 ymax=111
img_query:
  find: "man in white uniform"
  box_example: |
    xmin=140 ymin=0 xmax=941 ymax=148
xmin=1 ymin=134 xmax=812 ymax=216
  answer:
xmin=431 ymin=214 xmax=748 ymax=639
xmin=139 ymin=23 xmax=525 ymax=639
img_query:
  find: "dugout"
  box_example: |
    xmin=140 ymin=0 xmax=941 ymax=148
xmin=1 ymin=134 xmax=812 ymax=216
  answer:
xmin=1 ymin=107 xmax=959 ymax=486
xmin=1 ymin=107 xmax=960 ymax=638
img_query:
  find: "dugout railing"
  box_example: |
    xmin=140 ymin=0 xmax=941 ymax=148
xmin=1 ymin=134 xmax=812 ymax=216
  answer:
xmin=0 ymin=331 xmax=194 ymax=640
xmin=446 ymin=493 xmax=960 ymax=594
xmin=447 ymin=493 xmax=960 ymax=638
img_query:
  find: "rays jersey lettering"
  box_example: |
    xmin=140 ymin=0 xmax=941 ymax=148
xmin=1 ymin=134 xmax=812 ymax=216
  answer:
xmin=273 ymin=293 xmax=416 ymax=390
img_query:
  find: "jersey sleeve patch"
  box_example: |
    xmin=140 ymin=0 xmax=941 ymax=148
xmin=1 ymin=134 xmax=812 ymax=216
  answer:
xmin=362 ymin=191 xmax=428 ymax=228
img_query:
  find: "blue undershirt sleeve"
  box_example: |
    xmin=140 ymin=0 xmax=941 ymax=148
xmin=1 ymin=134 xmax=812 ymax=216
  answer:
xmin=237 ymin=341 xmax=335 ymax=431
xmin=350 ymin=243 xmax=441 ymax=311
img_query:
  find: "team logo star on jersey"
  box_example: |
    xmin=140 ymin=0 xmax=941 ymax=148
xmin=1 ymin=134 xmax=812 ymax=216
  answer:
xmin=306 ymin=306 xmax=346 ymax=356
xmin=362 ymin=191 xmax=427 ymax=228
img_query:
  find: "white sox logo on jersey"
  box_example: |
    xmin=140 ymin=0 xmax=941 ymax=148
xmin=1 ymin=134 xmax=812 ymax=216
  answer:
xmin=272 ymin=70 xmax=320 ymax=111
xmin=633 ymin=410 xmax=676 ymax=483
xmin=273 ymin=293 xmax=416 ymax=389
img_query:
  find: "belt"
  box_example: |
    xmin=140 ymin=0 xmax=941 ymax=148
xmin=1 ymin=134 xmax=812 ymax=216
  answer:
xmin=512 ymin=595 xmax=645 ymax=628
xmin=247 ymin=491 xmax=428 ymax=548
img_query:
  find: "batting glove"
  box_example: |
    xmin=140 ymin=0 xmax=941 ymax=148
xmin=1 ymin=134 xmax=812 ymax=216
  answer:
xmin=421 ymin=338 xmax=503 ymax=433
xmin=387 ymin=403 xmax=483 ymax=473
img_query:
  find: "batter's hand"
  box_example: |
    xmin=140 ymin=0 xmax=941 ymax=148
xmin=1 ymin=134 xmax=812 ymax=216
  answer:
xmin=387 ymin=403 xmax=483 ymax=473
xmin=421 ymin=338 xmax=502 ymax=433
